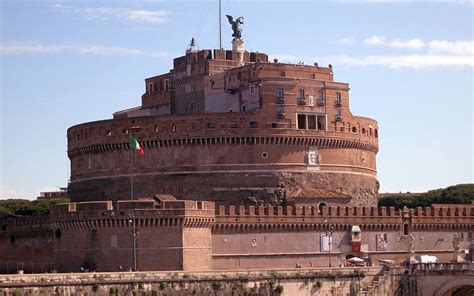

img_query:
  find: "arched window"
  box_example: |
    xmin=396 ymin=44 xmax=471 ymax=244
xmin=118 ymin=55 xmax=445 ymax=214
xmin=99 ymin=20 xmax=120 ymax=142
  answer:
xmin=318 ymin=202 xmax=327 ymax=214
xmin=374 ymin=129 xmax=378 ymax=138
xmin=362 ymin=128 xmax=366 ymax=135
xmin=352 ymin=127 xmax=357 ymax=133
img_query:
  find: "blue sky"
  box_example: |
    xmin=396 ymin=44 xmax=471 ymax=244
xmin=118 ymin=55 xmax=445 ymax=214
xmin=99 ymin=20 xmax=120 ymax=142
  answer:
xmin=1 ymin=0 xmax=472 ymax=199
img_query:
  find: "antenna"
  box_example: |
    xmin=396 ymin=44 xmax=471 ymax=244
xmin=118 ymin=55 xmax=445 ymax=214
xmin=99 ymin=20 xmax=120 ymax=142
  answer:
xmin=219 ymin=0 xmax=222 ymax=49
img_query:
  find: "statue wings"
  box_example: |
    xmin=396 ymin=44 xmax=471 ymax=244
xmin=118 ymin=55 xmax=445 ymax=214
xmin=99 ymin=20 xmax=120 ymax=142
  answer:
xmin=226 ymin=15 xmax=234 ymax=25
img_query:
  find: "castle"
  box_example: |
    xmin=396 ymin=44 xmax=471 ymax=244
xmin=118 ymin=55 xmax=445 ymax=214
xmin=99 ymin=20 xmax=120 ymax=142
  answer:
xmin=0 ymin=34 xmax=472 ymax=274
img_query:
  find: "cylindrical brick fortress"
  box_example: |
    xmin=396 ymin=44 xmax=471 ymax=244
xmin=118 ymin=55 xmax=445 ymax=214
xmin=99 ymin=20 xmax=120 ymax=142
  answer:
xmin=68 ymin=113 xmax=379 ymax=206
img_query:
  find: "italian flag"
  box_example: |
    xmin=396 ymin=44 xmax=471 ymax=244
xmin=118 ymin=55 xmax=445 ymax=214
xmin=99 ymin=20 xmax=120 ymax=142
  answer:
xmin=130 ymin=135 xmax=144 ymax=155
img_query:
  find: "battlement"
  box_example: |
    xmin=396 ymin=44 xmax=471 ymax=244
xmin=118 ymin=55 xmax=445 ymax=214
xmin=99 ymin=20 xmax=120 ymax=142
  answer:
xmin=172 ymin=49 xmax=269 ymax=70
xmin=216 ymin=204 xmax=473 ymax=217
xmin=214 ymin=204 xmax=474 ymax=231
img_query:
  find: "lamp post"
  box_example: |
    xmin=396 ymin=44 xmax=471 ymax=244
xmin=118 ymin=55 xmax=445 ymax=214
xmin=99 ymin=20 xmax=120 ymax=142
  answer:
xmin=129 ymin=211 xmax=138 ymax=271
xmin=326 ymin=230 xmax=333 ymax=268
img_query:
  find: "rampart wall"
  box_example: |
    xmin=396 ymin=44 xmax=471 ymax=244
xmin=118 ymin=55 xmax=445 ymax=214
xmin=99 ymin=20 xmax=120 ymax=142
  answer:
xmin=211 ymin=205 xmax=473 ymax=269
xmin=1 ymin=202 xmax=472 ymax=273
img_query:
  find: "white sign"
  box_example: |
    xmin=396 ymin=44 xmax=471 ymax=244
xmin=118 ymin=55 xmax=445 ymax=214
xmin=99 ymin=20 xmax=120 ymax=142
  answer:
xmin=321 ymin=234 xmax=333 ymax=252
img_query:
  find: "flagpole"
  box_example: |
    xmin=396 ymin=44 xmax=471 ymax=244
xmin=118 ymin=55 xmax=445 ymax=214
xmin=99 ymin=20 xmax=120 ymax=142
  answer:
xmin=130 ymin=132 xmax=133 ymax=201
xmin=219 ymin=0 xmax=222 ymax=49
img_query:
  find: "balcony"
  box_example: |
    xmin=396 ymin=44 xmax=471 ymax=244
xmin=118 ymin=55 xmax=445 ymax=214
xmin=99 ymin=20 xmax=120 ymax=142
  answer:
xmin=335 ymin=100 xmax=342 ymax=107
xmin=335 ymin=115 xmax=343 ymax=121
xmin=276 ymin=112 xmax=285 ymax=118
xmin=276 ymin=97 xmax=285 ymax=104
xmin=297 ymin=99 xmax=306 ymax=105
xmin=317 ymin=99 xmax=325 ymax=106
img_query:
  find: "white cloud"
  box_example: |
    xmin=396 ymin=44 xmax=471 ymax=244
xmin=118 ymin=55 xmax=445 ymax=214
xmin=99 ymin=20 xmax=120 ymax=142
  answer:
xmin=364 ymin=36 xmax=425 ymax=49
xmin=0 ymin=42 xmax=174 ymax=59
xmin=428 ymin=40 xmax=474 ymax=55
xmin=363 ymin=36 xmax=473 ymax=55
xmin=129 ymin=10 xmax=168 ymax=24
xmin=325 ymin=54 xmax=473 ymax=69
xmin=337 ymin=37 xmax=356 ymax=45
xmin=51 ymin=4 xmax=169 ymax=24
xmin=364 ymin=36 xmax=386 ymax=46
xmin=390 ymin=38 xmax=425 ymax=50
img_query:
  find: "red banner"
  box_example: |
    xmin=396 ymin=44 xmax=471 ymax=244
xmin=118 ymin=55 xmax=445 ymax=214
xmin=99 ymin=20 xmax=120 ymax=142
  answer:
xmin=352 ymin=242 xmax=361 ymax=252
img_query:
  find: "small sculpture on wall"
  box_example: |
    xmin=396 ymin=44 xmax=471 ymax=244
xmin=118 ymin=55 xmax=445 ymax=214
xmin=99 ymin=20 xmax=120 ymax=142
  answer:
xmin=376 ymin=233 xmax=388 ymax=251
xmin=452 ymin=233 xmax=461 ymax=252
xmin=409 ymin=233 xmax=415 ymax=253
xmin=251 ymin=234 xmax=257 ymax=247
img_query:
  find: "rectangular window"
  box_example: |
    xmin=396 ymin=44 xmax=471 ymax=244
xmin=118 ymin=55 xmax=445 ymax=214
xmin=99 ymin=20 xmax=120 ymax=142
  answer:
xmin=148 ymin=83 xmax=154 ymax=94
xmin=280 ymin=71 xmax=286 ymax=77
xmin=276 ymin=88 xmax=284 ymax=99
xmin=277 ymin=106 xmax=284 ymax=115
xmin=307 ymin=115 xmax=316 ymax=129
xmin=311 ymin=73 xmax=316 ymax=79
xmin=111 ymin=235 xmax=118 ymax=248
xmin=250 ymin=85 xmax=256 ymax=95
xmin=297 ymin=113 xmax=327 ymax=130
xmin=317 ymin=115 xmax=326 ymax=130
xmin=297 ymin=114 xmax=306 ymax=129
xmin=319 ymin=92 xmax=324 ymax=100
xmin=298 ymin=89 xmax=305 ymax=101
xmin=336 ymin=92 xmax=342 ymax=105
xmin=164 ymin=79 xmax=170 ymax=91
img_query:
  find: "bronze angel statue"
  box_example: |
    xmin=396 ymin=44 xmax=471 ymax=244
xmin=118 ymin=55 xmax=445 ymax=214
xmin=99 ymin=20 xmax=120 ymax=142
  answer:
xmin=226 ymin=15 xmax=244 ymax=40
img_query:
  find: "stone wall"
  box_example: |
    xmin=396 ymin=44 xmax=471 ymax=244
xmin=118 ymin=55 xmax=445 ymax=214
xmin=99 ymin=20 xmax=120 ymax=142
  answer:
xmin=0 ymin=267 xmax=382 ymax=296
xmin=1 ymin=202 xmax=471 ymax=273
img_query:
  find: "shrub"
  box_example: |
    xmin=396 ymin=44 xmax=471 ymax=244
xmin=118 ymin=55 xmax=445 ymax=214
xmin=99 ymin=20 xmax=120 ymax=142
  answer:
xmin=274 ymin=284 xmax=284 ymax=294
xmin=159 ymin=282 xmax=168 ymax=290
xmin=92 ymin=283 xmax=100 ymax=292
xmin=212 ymin=281 xmax=222 ymax=290
xmin=315 ymin=280 xmax=323 ymax=289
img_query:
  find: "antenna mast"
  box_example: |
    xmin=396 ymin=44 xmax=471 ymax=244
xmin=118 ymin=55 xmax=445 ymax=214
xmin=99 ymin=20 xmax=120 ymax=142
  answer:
xmin=219 ymin=0 xmax=222 ymax=49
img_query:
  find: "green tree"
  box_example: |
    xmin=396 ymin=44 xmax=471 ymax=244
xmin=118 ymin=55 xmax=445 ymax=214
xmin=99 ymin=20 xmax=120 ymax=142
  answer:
xmin=378 ymin=184 xmax=474 ymax=209
xmin=0 ymin=198 xmax=69 ymax=216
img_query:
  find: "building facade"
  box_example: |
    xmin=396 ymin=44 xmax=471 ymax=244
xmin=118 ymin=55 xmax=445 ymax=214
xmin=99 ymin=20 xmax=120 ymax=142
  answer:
xmin=2 ymin=39 xmax=471 ymax=274
xmin=67 ymin=41 xmax=379 ymax=207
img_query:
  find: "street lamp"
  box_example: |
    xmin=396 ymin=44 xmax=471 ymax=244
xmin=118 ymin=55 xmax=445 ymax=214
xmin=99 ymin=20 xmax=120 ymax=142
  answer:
xmin=129 ymin=211 xmax=138 ymax=271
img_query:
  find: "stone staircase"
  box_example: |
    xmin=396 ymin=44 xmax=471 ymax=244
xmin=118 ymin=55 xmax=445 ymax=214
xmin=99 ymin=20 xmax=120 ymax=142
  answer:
xmin=358 ymin=267 xmax=404 ymax=296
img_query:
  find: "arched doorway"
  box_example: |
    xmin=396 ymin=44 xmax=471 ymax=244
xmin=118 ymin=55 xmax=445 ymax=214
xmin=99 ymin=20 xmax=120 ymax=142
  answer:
xmin=442 ymin=285 xmax=474 ymax=296
xmin=434 ymin=278 xmax=474 ymax=296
